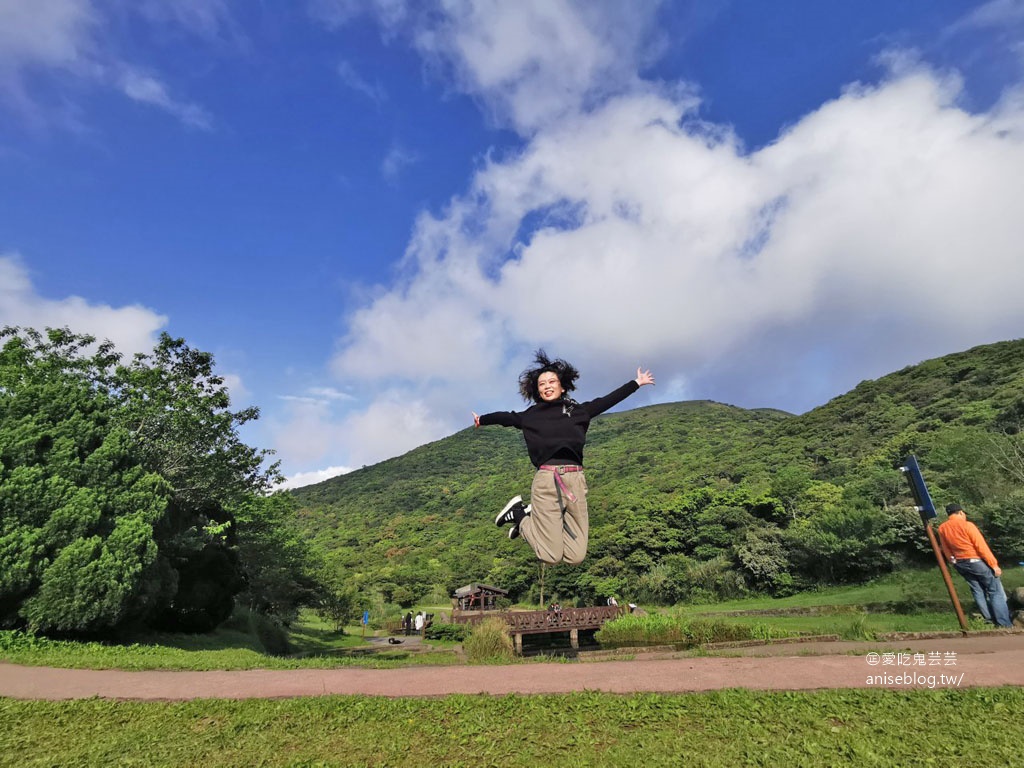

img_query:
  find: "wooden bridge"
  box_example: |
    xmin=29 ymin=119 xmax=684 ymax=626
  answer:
xmin=451 ymin=605 xmax=626 ymax=654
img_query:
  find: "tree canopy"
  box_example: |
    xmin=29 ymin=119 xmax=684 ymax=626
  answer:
xmin=0 ymin=326 xmax=292 ymax=636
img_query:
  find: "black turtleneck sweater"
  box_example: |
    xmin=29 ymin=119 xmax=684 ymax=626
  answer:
xmin=478 ymin=381 xmax=640 ymax=468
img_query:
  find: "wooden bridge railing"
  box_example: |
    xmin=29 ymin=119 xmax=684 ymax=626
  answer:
xmin=451 ymin=605 xmax=626 ymax=652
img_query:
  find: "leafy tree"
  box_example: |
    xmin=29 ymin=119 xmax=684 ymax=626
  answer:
xmin=786 ymin=504 xmax=901 ymax=583
xmin=316 ymin=562 xmax=359 ymax=632
xmin=735 ymin=526 xmax=794 ymax=594
xmin=0 ymin=327 xmax=285 ymax=635
xmin=0 ymin=328 xmax=171 ymax=632
xmin=111 ymin=334 xmax=279 ymax=509
xmin=232 ymin=493 xmax=323 ymax=622
xmin=983 ymin=492 xmax=1024 ymax=562
xmin=769 ymin=465 xmax=811 ymax=517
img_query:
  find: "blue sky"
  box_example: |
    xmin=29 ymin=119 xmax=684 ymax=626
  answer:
xmin=3 ymin=1 xmax=1024 ymax=488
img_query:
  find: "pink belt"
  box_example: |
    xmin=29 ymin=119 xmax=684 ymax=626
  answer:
xmin=539 ymin=464 xmax=583 ymax=503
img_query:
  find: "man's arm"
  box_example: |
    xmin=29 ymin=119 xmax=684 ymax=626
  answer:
xmin=937 ymin=525 xmax=956 ymax=563
xmin=969 ymin=523 xmax=1001 ymax=574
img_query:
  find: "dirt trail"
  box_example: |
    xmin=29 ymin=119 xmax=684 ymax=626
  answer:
xmin=2 ymin=633 xmax=1022 ymax=701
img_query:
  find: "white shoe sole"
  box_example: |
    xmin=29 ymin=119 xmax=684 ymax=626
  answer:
xmin=495 ymin=495 xmax=522 ymax=526
xmin=507 ymin=505 xmax=531 ymax=539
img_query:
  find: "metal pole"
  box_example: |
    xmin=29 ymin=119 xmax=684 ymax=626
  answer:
xmin=925 ymin=522 xmax=970 ymax=633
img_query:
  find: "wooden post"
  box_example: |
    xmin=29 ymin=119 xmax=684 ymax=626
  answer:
xmin=539 ymin=562 xmax=545 ymax=609
xmin=925 ymin=522 xmax=970 ymax=633
xmin=900 ymin=456 xmax=969 ymax=634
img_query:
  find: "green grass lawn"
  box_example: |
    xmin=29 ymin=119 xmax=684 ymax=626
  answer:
xmin=3 ymin=688 xmax=1023 ymax=767
xmin=0 ymin=607 xmax=461 ymax=671
xmin=2 ymin=568 xmax=1019 ymax=670
xmin=669 ymin=567 xmax=1024 ymax=640
xmin=681 ymin=566 xmax=1024 ymax=613
xmin=3 ymin=571 xmax=1022 ymax=766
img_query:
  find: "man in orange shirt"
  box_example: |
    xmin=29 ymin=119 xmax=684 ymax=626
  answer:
xmin=937 ymin=503 xmax=1012 ymax=627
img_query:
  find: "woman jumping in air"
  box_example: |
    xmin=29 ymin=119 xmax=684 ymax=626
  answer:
xmin=473 ymin=350 xmax=654 ymax=565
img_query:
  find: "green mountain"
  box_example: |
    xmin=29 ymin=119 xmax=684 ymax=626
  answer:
xmin=292 ymin=339 xmax=1024 ymax=607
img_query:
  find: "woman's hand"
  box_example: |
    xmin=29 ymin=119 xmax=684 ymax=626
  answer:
xmin=472 ymin=411 xmax=481 ymax=428
xmin=635 ymin=367 xmax=655 ymax=387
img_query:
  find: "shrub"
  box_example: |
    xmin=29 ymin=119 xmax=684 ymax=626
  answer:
xmin=220 ymin=606 xmax=291 ymax=655
xmin=424 ymin=622 xmax=469 ymax=642
xmin=246 ymin=609 xmax=292 ymax=656
xmin=462 ymin=617 xmax=514 ymax=663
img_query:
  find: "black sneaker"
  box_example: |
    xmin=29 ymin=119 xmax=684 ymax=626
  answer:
xmin=495 ymin=496 xmax=526 ymax=527
xmin=508 ymin=505 xmax=531 ymax=539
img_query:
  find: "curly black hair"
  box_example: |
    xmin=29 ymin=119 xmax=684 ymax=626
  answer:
xmin=518 ymin=349 xmax=580 ymax=404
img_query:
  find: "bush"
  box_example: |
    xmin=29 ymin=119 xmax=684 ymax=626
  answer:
xmin=424 ymin=622 xmax=469 ymax=642
xmin=462 ymin=617 xmax=514 ymax=663
xmin=246 ymin=609 xmax=292 ymax=656
xmin=220 ymin=606 xmax=291 ymax=655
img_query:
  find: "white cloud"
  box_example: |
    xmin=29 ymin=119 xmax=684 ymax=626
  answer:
xmin=0 ymin=0 xmax=216 ymax=129
xmin=951 ymin=0 xmax=1024 ymax=32
xmin=309 ymin=386 xmax=354 ymax=401
xmin=310 ymin=0 xmax=664 ymax=135
xmin=221 ymin=372 xmax=248 ymax=403
xmin=276 ymin=465 xmax=353 ymax=491
xmin=412 ymin=0 xmax=664 ymax=134
xmin=335 ymin=390 xmax=451 ymax=467
xmin=0 ymin=0 xmax=96 ymax=75
xmin=307 ymin=0 xmax=409 ymax=31
xmin=381 ymin=144 xmax=418 ymax=181
xmin=943 ymin=0 xmax=1024 ymax=85
xmin=0 ymin=254 xmax=167 ymax=357
xmin=324 ymin=59 xmax=1024 ymax=465
xmin=117 ymin=68 xmax=213 ymax=130
xmin=278 ymin=386 xmax=354 ymax=407
xmin=269 ymin=397 xmax=338 ymax=468
xmin=337 ymin=60 xmax=386 ymax=103
xmin=271 ymin=382 xmax=455 ymax=474
xmin=136 ymin=0 xmax=235 ymax=39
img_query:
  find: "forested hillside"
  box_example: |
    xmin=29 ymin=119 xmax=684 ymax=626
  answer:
xmin=292 ymin=339 xmax=1024 ymax=608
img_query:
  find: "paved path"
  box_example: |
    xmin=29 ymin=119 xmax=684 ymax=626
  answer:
xmin=2 ymin=633 xmax=1022 ymax=701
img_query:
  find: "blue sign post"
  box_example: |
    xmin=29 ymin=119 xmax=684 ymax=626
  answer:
xmin=899 ymin=455 xmax=968 ymax=632
xmin=899 ymin=454 xmax=936 ymax=521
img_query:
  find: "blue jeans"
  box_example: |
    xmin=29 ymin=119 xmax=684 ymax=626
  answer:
xmin=954 ymin=560 xmax=1012 ymax=627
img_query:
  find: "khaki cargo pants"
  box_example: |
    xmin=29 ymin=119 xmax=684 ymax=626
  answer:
xmin=519 ymin=466 xmax=589 ymax=565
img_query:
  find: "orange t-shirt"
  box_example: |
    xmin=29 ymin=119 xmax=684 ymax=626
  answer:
xmin=937 ymin=515 xmax=998 ymax=570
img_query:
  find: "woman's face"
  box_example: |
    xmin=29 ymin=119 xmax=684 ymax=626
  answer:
xmin=537 ymin=371 xmax=564 ymax=402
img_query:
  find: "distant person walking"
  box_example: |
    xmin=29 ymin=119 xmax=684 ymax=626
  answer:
xmin=938 ymin=503 xmax=1013 ymax=627
xmin=473 ymin=350 xmax=654 ymax=565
